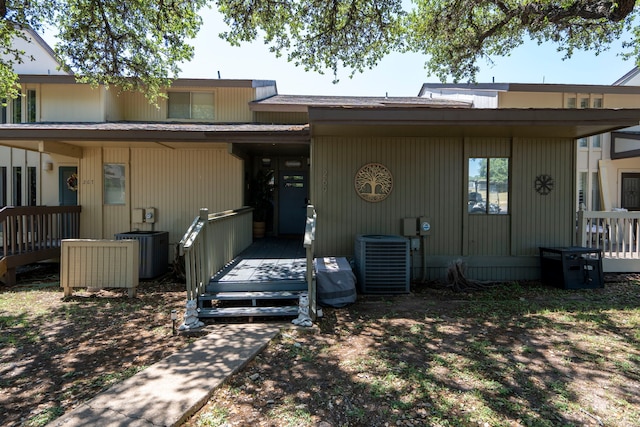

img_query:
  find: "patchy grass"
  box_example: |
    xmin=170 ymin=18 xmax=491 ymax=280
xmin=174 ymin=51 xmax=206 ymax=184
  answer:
xmin=3 ymin=263 xmax=639 ymax=427
xmin=187 ymin=278 xmax=640 ymax=427
xmin=0 ymin=263 xmax=194 ymax=427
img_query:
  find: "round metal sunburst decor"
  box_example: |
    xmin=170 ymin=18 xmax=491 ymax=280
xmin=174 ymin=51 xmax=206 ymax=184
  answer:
xmin=354 ymin=163 xmax=393 ymax=202
xmin=535 ymin=174 xmax=554 ymax=196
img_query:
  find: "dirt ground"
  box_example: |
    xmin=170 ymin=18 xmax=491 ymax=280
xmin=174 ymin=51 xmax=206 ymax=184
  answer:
xmin=1 ymin=263 xmax=639 ymax=427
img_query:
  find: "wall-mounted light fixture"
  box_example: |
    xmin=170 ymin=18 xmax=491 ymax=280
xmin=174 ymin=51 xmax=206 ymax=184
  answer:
xmin=42 ymin=162 xmax=53 ymax=171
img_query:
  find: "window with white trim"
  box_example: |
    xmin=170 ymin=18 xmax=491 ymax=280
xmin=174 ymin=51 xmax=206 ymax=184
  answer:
xmin=104 ymin=163 xmax=126 ymax=205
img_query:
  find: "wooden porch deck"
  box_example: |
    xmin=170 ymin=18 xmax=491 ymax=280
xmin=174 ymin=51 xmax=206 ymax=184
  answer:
xmin=199 ymin=237 xmax=308 ymax=318
xmin=1 ymin=206 xmax=81 ymax=286
xmin=211 ymin=237 xmax=306 ymax=285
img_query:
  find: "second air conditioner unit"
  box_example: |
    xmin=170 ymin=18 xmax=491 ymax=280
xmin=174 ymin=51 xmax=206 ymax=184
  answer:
xmin=354 ymin=234 xmax=410 ymax=294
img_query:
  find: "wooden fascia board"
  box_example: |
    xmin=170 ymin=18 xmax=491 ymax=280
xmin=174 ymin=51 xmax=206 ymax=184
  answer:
xmin=0 ymin=127 xmax=310 ymax=147
xmin=0 ymin=140 xmax=41 ymax=151
xmin=38 ymin=140 xmax=83 ymax=158
xmin=204 ymin=131 xmax=310 ymax=143
xmin=308 ymin=107 xmax=640 ymax=138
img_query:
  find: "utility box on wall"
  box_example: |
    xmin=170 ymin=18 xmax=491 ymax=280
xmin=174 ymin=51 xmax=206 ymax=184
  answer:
xmin=402 ymin=218 xmax=417 ymax=236
xmin=115 ymin=231 xmax=169 ymax=279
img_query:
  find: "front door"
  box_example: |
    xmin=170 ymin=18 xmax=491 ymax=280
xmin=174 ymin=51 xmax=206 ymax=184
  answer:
xmin=621 ymin=173 xmax=640 ymax=211
xmin=59 ymin=166 xmax=78 ymax=238
xmin=278 ymin=170 xmax=308 ymax=235
xmin=59 ymin=167 xmax=78 ymax=206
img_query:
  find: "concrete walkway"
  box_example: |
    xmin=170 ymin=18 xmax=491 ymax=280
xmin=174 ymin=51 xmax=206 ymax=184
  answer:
xmin=48 ymin=323 xmax=283 ymax=427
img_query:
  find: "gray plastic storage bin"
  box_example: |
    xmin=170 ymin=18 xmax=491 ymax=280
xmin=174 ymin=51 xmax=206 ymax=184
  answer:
xmin=115 ymin=231 xmax=169 ymax=279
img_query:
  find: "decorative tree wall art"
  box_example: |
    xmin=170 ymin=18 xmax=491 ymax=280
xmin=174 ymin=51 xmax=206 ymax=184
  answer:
xmin=354 ymin=163 xmax=393 ymax=202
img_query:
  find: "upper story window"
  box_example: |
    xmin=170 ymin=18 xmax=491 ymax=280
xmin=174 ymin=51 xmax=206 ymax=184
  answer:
xmin=1 ymin=89 xmax=38 ymax=123
xmin=468 ymin=158 xmax=509 ymax=215
xmin=26 ymin=90 xmax=36 ymax=122
xmin=168 ymin=92 xmax=214 ymax=121
xmin=566 ymin=94 xmax=603 ymax=109
xmin=12 ymin=95 xmax=21 ymax=123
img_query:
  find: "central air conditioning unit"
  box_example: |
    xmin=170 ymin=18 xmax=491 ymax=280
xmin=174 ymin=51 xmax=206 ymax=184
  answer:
xmin=354 ymin=234 xmax=410 ymax=294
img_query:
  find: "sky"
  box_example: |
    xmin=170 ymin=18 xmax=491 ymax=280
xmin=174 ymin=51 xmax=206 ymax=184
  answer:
xmin=177 ymin=7 xmax=637 ymax=97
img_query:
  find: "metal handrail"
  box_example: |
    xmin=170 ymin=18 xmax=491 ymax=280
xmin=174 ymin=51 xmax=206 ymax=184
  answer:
xmin=304 ymin=205 xmax=317 ymax=320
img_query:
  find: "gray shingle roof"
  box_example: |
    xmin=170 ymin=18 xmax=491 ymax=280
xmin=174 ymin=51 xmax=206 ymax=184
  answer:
xmin=250 ymin=94 xmax=470 ymax=111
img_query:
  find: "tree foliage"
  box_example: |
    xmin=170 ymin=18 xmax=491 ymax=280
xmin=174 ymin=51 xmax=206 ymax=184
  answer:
xmin=218 ymin=0 xmax=638 ymax=84
xmin=1 ymin=0 xmax=638 ymax=102
xmin=0 ymin=0 xmax=207 ymax=101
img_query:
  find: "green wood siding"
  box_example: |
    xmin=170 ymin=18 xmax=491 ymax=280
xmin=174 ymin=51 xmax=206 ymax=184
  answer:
xmin=511 ymin=137 xmax=576 ymax=255
xmin=312 ymin=134 xmax=576 ymax=281
xmin=312 ymin=136 xmax=463 ymax=257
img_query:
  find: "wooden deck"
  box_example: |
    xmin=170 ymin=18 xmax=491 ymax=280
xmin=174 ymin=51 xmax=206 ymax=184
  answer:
xmin=1 ymin=206 xmax=81 ymax=285
xmin=211 ymin=237 xmax=306 ymax=286
xmin=199 ymin=237 xmax=308 ymax=318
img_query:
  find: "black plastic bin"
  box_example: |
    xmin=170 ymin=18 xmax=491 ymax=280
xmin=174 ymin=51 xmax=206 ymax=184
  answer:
xmin=539 ymin=246 xmax=604 ymax=289
xmin=115 ymin=231 xmax=169 ymax=279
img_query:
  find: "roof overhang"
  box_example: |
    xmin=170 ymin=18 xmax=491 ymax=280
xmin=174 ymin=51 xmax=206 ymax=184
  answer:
xmin=0 ymin=122 xmax=310 ymax=154
xmin=418 ymin=82 xmax=640 ymax=97
xmin=308 ymin=107 xmax=640 ymax=138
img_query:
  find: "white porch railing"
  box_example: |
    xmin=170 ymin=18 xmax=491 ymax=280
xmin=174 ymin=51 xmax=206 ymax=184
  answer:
xmin=304 ymin=205 xmax=317 ymax=320
xmin=180 ymin=207 xmax=253 ymax=300
xmin=576 ymin=208 xmax=640 ymax=272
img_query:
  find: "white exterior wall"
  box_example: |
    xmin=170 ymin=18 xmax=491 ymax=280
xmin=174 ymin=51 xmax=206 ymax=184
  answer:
xmin=40 ymin=84 xmax=106 ymax=122
xmin=6 ymin=30 xmax=68 ymax=75
xmin=0 ymin=147 xmax=59 ymax=207
xmin=599 ymin=157 xmax=640 ymax=210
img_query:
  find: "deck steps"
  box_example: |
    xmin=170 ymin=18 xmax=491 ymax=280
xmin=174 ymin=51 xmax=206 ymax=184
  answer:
xmin=205 ymin=280 xmax=308 ymax=293
xmin=200 ymin=290 xmax=303 ymax=302
xmin=198 ymin=305 xmax=299 ymax=318
xmin=198 ymin=282 xmax=306 ymax=319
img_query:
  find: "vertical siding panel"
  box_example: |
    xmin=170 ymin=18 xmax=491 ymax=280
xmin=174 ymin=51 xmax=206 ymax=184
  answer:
xmin=121 ymin=87 xmax=255 ymax=123
xmin=78 ymin=147 xmax=103 ymax=238
xmin=314 ymin=135 xmax=464 ymax=257
xmin=103 ymin=148 xmax=130 ymax=239
xmin=512 ymin=137 xmax=574 ymax=255
xmin=130 ymin=147 xmax=243 ymax=252
xmin=215 ymin=88 xmax=254 ymax=122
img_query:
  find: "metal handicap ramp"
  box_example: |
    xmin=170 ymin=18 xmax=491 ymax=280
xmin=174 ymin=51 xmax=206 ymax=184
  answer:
xmin=198 ymin=237 xmax=308 ymax=318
